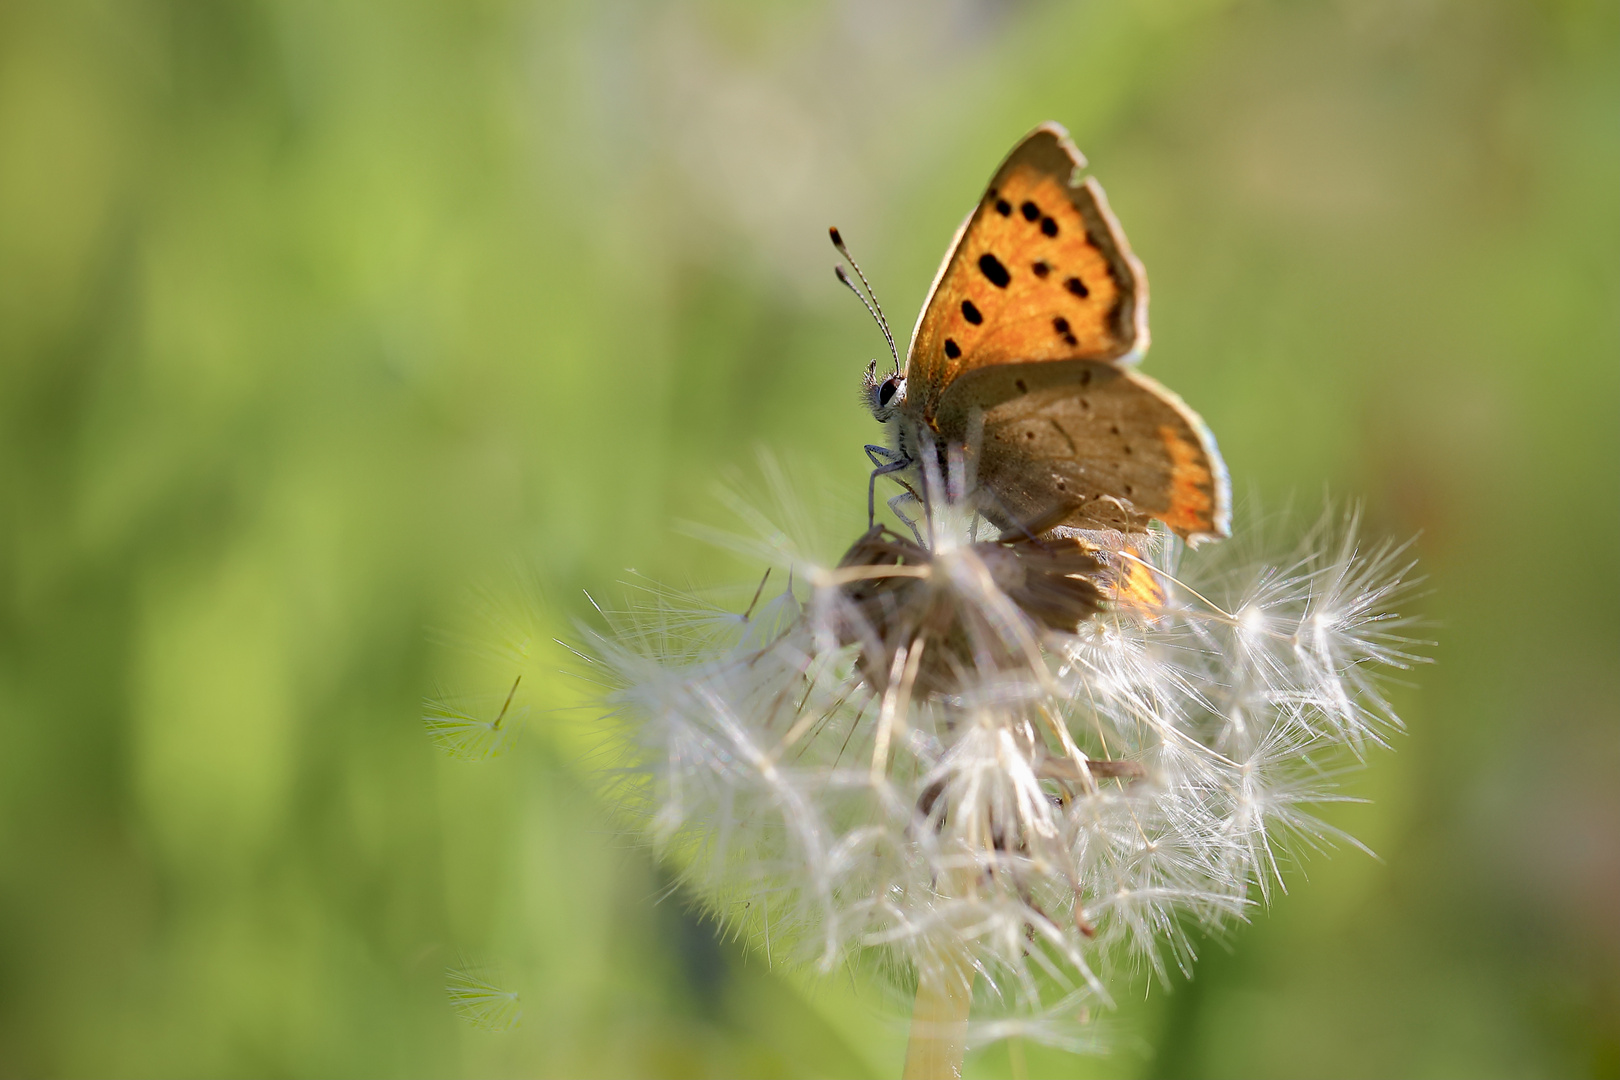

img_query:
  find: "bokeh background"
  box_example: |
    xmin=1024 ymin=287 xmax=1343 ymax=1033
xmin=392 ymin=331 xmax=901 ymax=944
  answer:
xmin=2 ymin=0 xmax=1615 ymax=1076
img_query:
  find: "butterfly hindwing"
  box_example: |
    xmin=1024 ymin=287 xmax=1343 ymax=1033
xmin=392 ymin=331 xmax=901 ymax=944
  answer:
xmin=934 ymin=359 xmax=1230 ymax=541
xmin=906 ymin=124 xmax=1147 ymax=422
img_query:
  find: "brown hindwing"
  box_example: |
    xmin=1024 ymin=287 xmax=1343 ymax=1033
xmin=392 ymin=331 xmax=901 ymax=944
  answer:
xmin=933 ymin=359 xmax=1231 ymax=541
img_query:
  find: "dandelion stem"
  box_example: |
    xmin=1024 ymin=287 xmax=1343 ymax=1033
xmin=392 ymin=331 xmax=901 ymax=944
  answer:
xmin=903 ymin=944 xmax=976 ymax=1080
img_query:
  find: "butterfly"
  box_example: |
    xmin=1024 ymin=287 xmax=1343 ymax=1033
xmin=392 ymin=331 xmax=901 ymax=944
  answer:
xmin=838 ymin=123 xmax=1230 ymax=546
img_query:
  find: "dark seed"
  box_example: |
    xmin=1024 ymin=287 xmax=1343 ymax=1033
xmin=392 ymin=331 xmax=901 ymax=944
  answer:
xmin=961 ymin=299 xmax=983 ymax=324
xmin=1041 ymin=216 xmax=1058 ymax=237
xmin=1066 ymin=276 xmax=1089 ymax=298
xmin=944 ymin=338 xmax=961 ymax=359
xmin=978 ymin=253 xmax=1011 ymax=288
xmin=1021 ymin=200 xmax=1040 ymax=221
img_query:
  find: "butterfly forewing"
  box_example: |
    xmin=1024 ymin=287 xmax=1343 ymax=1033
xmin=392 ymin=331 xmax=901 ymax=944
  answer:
xmin=906 ymin=125 xmax=1147 ymax=422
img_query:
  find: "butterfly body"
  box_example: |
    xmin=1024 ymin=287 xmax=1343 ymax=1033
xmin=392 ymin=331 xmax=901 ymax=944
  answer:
xmin=863 ymin=123 xmax=1230 ymax=543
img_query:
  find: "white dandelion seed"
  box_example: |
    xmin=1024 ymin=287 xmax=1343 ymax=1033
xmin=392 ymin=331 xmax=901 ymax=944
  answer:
xmin=423 ymin=675 xmax=523 ymax=761
xmin=445 ymin=962 xmax=524 ymax=1032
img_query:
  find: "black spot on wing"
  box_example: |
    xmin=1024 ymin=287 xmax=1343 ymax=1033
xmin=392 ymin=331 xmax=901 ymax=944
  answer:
xmin=995 ymin=199 xmax=1012 ymax=217
xmin=1020 ymin=200 xmax=1040 ymax=222
xmin=944 ymin=338 xmax=961 ymax=359
xmin=1032 ymin=261 xmax=1050 ymax=278
xmin=978 ymin=253 xmax=1011 ymax=288
xmin=1041 ymin=216 xmax=1058 ymax=237
xmin=1066 ymin=276 xmax=1089 ymax=298
xmin=961 ymin=299 xmax=983 ymax=325
xmin=1053 ymin=317 xmax=1070 ymax=335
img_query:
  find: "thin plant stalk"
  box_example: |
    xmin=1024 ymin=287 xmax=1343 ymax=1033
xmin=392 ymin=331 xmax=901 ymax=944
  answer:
xmin=903 ymin=944 xmax=976 ymax=1080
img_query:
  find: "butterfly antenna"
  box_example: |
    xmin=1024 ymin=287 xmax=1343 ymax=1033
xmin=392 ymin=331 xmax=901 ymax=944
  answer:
xmin=834 ymin=265 xmax=899 ymax=371
xmin=829 ymin=227 xmax=901 ymax=373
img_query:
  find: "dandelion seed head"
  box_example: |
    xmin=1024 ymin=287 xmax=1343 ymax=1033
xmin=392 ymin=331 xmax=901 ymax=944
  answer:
xmin=583 ymin=478 xmax=1424 ymax=1050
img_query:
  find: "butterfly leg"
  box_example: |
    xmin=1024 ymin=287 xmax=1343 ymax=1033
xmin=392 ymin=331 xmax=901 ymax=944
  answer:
xmin=887 ymin=491 xmax=925 ymax=544
xmin=864 ymin=444 xmax=912 ymax=528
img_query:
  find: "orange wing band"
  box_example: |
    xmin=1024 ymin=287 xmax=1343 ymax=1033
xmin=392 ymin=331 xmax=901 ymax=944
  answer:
xmin=1154 ymin=423 xmax=1218 ymax=537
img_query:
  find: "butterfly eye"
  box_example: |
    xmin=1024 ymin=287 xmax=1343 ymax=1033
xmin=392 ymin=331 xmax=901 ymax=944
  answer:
xmin=878 ymin=379 xmax=899 ymax=408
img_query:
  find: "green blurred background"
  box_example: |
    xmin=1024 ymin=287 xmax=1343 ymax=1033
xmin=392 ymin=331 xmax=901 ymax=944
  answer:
xmin=1 ymin=1 xmax=1615 ymax=1076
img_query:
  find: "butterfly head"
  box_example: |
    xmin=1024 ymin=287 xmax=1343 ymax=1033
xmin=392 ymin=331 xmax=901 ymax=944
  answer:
xmin=863 ymin=359 xmax=907 ymax=422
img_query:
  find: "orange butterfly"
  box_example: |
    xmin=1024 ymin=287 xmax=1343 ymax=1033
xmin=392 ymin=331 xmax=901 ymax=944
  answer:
xmin=841 ymin=123 xmax=1230 ymax=547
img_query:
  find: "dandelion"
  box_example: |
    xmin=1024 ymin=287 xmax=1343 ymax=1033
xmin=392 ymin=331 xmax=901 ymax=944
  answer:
xmin=580 ymin=461 xmax=1425 ymax=1076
